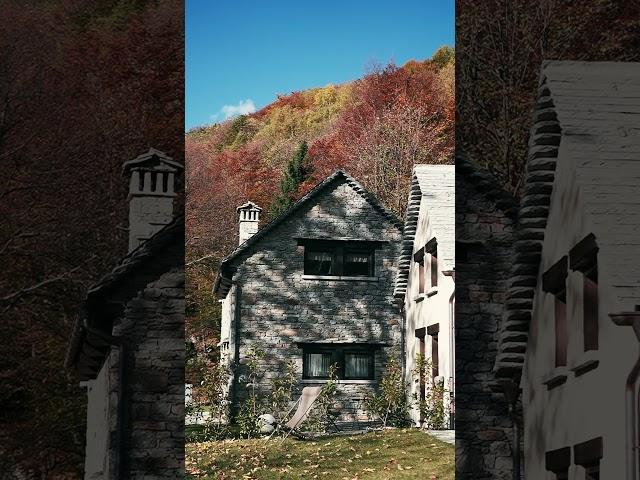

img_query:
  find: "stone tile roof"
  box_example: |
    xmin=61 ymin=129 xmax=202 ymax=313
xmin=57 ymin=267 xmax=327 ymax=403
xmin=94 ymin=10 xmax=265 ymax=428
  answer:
xmin=65 ymin=214 xmax=184 ymax=379
xmin=494 ymin=61 xmax=640 ymax=380
xmin=394 ymin=164 xmax=455 ymax=300
xmin=213 ymin=170 xmax=403 ymax=298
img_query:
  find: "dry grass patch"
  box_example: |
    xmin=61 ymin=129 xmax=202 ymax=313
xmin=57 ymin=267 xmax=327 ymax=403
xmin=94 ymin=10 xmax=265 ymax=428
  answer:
xmin=186 ymin=428 xmax=454 ymax=479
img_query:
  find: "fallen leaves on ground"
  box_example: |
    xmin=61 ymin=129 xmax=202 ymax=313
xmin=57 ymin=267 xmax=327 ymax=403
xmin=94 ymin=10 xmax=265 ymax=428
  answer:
xmin=186 ymin=429 xmax=453 ymax=479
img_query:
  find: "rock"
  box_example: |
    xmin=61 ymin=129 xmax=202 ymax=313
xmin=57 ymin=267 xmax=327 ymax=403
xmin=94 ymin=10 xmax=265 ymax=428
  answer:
xmin=259 ymin=423 xmax=275 ymax=434
xmin=258 ymin=413 xmax=276 ymax=425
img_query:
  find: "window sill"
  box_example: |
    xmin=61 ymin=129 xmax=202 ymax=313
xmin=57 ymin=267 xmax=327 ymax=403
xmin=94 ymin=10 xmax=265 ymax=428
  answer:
xmin=414 ymin=294 xmax=425 ymax=303
xmin=570 ymin=350 xmax=599 ymax=377
xmin=301 ymin=379 xmax=377 ymax=385
xmin=426 ymin=287 xmax=438 ymax=298
xmin=542 ymin=367 xmax=569 ymax=390
xmin=302 ymin=275 xmax=378 ymax=282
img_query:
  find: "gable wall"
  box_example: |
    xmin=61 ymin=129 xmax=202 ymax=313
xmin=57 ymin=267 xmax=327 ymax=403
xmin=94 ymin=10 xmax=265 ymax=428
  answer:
xmin=229 ymin=180 xmax=403 ymax=420
xmin=111 ymin=266 xmax=185 ymax=478
xmin=404 ymin=193 xmax=456 ymax=426
xmin=523 ymin=141 xmax=635 ymax=478
xmin=455 ymin=173 xmax=516 ymax=479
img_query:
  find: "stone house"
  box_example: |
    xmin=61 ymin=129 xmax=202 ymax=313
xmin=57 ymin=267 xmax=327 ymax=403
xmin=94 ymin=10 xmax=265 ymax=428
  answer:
xmin=494 ymin=61 xmax=640 ymax=479
xmin=394 ymin=164 xmax=455 ymax=428
xmin=214 ymin=170 xmax=403 ymax=421
xmin=455 ymin=152 xmax=519 ymax=479
xmin=66 ymin=149 xmax=184 ymax=479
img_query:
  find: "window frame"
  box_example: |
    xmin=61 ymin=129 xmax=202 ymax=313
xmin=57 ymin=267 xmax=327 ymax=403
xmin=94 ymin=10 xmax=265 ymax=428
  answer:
xmin=569 ymin=234 xmax=599 ymax=352
xmin=542 ymin=256 xmax=569 ymax=368
xmin=545 ymin=446 xmax=571 ymax=480
xmin=300 ymin=343 xmax=376 ymax=380
xmin=413 ymin=247 xmax=426 ymax=293
xmin=574 ymin=437 xmax=602 ymax=480
xmin=301 ymin=239 xmax=378 ymax=277
xmin=425 ymin=238 xmax=438 ymax=288
xmin=304 ymin=248 xmax=336 ymax=276
xmin=428 ymin=323 xmax=440 ymax=379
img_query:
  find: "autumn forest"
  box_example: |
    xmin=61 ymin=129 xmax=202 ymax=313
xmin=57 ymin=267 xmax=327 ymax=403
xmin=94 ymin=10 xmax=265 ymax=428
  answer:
xmin=185 ymin=48 xmax=454 ymax=376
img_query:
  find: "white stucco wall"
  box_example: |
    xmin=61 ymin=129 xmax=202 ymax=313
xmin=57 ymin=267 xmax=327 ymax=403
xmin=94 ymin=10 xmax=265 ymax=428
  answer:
xmin=83 ymin=356 xmax=111 ymax=480
xmin=404 ymin=192 xmax=455 ymax=427
xmin=522 ymin=141 xmax=636 ymax=478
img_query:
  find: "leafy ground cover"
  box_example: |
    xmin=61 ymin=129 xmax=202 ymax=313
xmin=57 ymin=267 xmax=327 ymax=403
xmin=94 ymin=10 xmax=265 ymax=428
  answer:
xmin=186 ymin=428 xmax=454 ymax=479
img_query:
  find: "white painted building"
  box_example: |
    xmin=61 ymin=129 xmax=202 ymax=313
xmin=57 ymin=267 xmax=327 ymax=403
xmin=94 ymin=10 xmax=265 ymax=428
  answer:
xmin=395 ymin=164 xmax=455 ymax=428
xmin=494 ymin=61 xmax=640 ymax=479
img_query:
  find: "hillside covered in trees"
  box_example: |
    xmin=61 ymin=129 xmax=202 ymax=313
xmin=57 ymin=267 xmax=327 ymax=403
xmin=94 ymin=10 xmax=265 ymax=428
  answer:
xmin=185 ymin=47 xmax=454 ymax=374
xmin=0 ymin=0 xmax=183 ymax=476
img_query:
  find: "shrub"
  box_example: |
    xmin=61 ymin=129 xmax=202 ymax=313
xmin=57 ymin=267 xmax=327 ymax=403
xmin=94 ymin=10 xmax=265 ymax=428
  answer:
xmin=237 ymin=347 xmax=266 ymax=438
xmin=364 ymin=358 xmax=412 ymax=428
xmin=187 ymin=362 xmax=231 ymax=441
xmin=302 ymin=363 xmax=339 ymax=433
xmin=413 ymin=353 xmax=448 ymax=430
xmin=268 ymin=359 xmax=298 ymax=423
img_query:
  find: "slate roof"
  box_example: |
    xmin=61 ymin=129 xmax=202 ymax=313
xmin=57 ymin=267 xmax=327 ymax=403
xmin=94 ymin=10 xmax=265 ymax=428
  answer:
xmin=394 ymin=165 xmax=455 ymax=300
xmin=213 ymin=170 xmax=403 ymax=298
xmin=494 ymin=61 xmax=640 ymax=380
xmin=65 ymin=214 xmax=184 ymax=380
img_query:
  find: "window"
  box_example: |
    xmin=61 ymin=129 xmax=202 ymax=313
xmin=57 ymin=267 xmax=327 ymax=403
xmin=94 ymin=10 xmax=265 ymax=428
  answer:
xmin=414 ymin=249 xmax=426 ymax=293
xmin=415 ymin=328 xmax=426 ymax=422
xmin=426 ymin=238 xmax=438 ymax=288
xmin=305 ymin=250 xmax=334 ymax=275
xmin=300 ymin=344 xmax=376 ymax=380
xmin=303 ymin=352 xmax=332 ymax=378
xmin=428 ymin=323 xmax=440 ymax=378
xmin=543 ymin=256 xmax=568 ymax=367
xmin=344 ymin=250 xmax=374 ymax=276
xmin=570 ymin=234 xmax=599 ymax=352
xmin=414 ymin=237 xmax=438 ymax=294
xmin=574 ymin=437 xmax=602 ymax=480
xmin=545 ymin=446 xmax=570 ymax=480
xmin=301 ymin=240 xmax=376 ymax=277
xmin=555 ymin=296 xmax=568 ymax=367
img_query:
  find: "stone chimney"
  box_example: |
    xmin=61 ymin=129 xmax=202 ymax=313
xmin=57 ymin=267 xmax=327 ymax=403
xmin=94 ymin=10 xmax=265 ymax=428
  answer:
xmin=237 ymin=202 xmax=261 ymax=245
xmin=123 ymin=148 xmax=183 ymax=252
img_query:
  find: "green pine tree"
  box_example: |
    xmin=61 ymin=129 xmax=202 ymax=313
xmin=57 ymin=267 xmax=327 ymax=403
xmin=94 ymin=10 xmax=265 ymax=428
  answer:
xmin=269 ymin=141 xmax=310 ymax=219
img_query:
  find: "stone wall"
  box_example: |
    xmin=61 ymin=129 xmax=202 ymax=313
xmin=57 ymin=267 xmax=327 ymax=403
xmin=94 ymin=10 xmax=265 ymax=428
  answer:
xmin=110 ymin=267 xmax=185 ymax=478
xmin=229 ymin=179 xmax=403 ymax=421
xmin=455 ymin=167 xmax=518 ymax=479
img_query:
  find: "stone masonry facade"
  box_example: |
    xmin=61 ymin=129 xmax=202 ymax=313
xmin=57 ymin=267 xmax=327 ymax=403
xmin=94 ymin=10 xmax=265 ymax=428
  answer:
xmin=227 ymin=178 xmax=403 ymax=421
xmin=455 ymin=159 xmax=519 ymax=479
xmin=110 ymin=267 xmax=185 ymax=477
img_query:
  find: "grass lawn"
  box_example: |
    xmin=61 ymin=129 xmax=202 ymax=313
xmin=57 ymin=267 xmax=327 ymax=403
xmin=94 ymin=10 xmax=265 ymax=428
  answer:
xmin=186 ymin=428 xmax=454 ymax=479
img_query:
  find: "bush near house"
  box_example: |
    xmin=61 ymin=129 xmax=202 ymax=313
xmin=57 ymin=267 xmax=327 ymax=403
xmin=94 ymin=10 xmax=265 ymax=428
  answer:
xmin=186 ymin=429 xmax=454 ymax=479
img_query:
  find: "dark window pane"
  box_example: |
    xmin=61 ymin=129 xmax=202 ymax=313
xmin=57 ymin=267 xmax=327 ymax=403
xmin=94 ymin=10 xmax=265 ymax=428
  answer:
xmin=304 ymin=352 xmax=332 ymax=378
xmin=305 ymin=250 xmax=333 ymax=275
xmin=555 ymin=297 xmax=568 ymax=367
xmin=584 ymin=274 xmax=599 ymax=351
xmin=431 ymin=333 xmax=439 ymax=378
xmin=344 ymin=352 xmax=372 ymax=379
xmin=430 ymin=254 xmax=438 ymax=287
xmin=418 ymin=260 xmax=425 ymax=293
xmin=343 ymin=251 xmax=371 ymax=276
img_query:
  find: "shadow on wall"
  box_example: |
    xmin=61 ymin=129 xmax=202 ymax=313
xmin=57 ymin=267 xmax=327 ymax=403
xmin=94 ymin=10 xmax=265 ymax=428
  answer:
xmin=226 ymin=182 xmax=404 ymax=420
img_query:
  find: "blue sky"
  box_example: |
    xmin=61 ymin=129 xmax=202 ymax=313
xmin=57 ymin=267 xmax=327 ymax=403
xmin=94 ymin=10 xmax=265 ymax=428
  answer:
xmin=186 ymin=1 xmax=454 ymax=131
